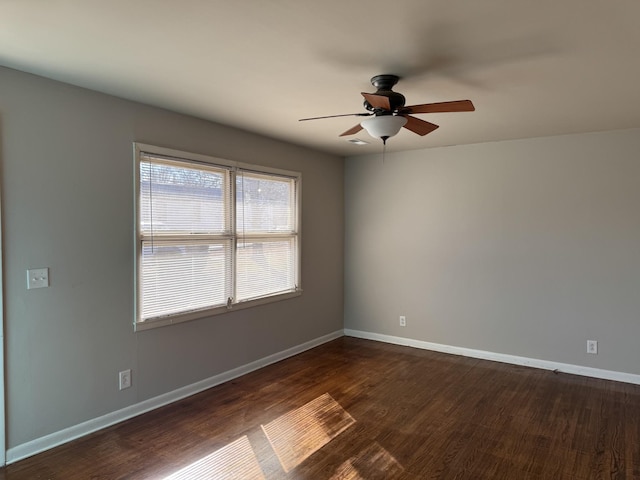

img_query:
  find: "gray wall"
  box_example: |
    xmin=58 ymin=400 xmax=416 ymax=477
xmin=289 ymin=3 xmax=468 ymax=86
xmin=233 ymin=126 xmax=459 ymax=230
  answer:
xmin=0 ymin=67 xmax=344 ymax=448
xmin=345 ymin=129 xmax=640 ymax=375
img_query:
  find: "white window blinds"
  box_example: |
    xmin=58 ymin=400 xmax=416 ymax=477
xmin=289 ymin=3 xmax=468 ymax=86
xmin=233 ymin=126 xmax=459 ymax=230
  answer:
xmin=236 ymin=171 xmax=298 ymax=302
xmin=136 ymin=146 xmax=300 ymax=328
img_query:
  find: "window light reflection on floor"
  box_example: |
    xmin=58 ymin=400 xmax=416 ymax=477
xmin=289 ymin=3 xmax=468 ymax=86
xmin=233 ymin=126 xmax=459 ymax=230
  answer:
xmin=329 ymin=442 xmax=404 ymax=479
xmin=261 ymin=392 xmax=356 ymax=473
xmin=162 ymin=435 xmax=266 ymax=480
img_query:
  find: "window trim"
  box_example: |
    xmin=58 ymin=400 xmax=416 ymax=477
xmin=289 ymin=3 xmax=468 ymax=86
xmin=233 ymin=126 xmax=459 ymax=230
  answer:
xmin=133 ymin=143 xmax=302 ymax=331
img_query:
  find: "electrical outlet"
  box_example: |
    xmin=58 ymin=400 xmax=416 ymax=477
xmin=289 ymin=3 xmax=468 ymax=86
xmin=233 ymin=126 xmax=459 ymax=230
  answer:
xmin=119 ymin=369 xmax=132 ymax=390
xmin=399 ymin=316 xmax=406 ymax=327
xmin=587 ymin=340 xmax=598 ymax=355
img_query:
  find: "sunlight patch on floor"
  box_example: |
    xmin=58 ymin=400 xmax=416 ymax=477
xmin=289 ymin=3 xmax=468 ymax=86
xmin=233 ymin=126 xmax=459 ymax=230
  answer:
xmin=261 ymin=393 xmax=356 ymax=473
xmin=329 ymin=442 xmax=403 ymax=479
xmin=162 ymin=435 xmax=265 ymax=480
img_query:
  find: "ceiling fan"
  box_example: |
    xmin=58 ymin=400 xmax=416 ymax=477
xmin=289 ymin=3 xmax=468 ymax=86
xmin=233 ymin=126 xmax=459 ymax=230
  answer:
xmin=299 ymin=74 xmax=475 ymax=144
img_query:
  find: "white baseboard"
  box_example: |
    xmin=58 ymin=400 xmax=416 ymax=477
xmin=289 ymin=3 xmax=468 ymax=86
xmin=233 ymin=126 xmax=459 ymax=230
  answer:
xmin=6 ymin=329 xmax=344 ymax=465
xmin=344 ymin=329 xmax=640 ymax=386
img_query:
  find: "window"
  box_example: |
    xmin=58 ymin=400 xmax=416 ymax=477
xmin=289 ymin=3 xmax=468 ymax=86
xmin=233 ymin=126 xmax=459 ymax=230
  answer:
xmin=134 ymin=143 xmax=301 ymax=330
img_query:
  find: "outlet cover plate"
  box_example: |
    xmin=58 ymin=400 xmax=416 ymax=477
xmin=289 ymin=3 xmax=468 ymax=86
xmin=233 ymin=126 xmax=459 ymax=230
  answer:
xmin=587 ymin=340 xmax=598 ymax=354
xmin=27 ymin=268 xmax=49 ymax=289
xmin=119 ymin=369 xmax=132 ymax=390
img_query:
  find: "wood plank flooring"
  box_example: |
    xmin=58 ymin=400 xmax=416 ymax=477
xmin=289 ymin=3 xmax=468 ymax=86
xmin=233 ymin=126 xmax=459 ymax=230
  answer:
xmin=2 ymin=336 xmax=639 ymax=479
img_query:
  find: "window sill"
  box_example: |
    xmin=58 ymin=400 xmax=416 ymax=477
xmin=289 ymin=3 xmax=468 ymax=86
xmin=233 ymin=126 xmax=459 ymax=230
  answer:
xmin=134 ymin=289 xmax=302 ymax=332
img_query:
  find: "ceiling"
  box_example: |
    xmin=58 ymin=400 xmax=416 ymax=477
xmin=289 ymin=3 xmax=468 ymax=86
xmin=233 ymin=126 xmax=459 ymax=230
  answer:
xmin=2 ymin=0 xmax=640 ymax=157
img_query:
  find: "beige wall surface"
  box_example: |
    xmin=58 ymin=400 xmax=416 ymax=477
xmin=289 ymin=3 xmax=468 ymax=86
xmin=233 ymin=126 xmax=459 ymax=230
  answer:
xmin=0 ymin=67 xmax=344 ymax=448
xmin=345 ymin=129 xmax=640 ymax=375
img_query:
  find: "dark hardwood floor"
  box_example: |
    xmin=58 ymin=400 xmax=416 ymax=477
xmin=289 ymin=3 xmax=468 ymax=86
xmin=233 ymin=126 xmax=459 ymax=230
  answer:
xmin=2 ymin=336 xmax=639 ymax=479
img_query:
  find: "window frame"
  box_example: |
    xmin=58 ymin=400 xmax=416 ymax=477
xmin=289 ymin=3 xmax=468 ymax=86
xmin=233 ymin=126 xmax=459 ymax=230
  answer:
xmin=133 ymin=143 xmax=302 ymax=331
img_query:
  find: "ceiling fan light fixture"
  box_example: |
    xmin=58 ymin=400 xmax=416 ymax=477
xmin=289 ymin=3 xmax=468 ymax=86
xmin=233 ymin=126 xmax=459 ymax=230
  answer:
xmin=360 ymin=115 xmax=407 ymax=143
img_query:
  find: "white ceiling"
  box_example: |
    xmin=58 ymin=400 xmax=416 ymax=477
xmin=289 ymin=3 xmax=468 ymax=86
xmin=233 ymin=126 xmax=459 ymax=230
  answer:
xmin=2 ymin=0 xmax=640 ymax=157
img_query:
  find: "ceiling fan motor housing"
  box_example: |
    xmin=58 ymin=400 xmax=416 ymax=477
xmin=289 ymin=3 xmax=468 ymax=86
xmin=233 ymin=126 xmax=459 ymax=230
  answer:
xmin=364 ymin=74 xmax=406 ymax=113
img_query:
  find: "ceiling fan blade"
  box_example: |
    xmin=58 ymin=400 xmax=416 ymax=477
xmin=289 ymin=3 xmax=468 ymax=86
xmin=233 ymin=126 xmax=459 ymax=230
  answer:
xmin=339 ymin=124 xmax=364 ymax=137
xmin=402 ymin=115 xmax=440 ymax=136
xmin=299 ymin=112 xmax=371 ymax=121
xmin=361 ymin=92 xmax=391 ymax=111
xmin=403 ymin=100 xmax=475 ymax=114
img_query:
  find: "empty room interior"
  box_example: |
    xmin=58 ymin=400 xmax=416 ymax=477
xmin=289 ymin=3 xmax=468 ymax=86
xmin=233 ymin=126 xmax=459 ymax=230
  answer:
xmin=1 ymin=1 xmax=640 ymax=478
